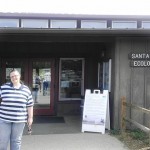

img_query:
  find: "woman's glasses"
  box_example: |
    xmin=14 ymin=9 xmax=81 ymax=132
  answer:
xmin=10 ymin=74 xmax=19 ymax=79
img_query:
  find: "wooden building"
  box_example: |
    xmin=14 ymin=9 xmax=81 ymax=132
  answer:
xmin=1 ymin=13 xmax=150 ymax=129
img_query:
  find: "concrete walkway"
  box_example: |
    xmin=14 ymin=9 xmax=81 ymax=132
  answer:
xmin=21 ymin=132 xmax=129 ymax=150
xmin=10 ymin=115 xmax=129 ymax=150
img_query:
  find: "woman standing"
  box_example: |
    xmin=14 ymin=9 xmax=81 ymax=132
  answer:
xmin=0 ymin=69 xmax=34 ymax=150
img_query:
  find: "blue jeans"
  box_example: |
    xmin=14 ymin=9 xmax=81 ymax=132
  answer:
xmin=0 ymin=119 xmax=25 ymax=150
xmin=32 ymin=90 xmax=38 ymax=102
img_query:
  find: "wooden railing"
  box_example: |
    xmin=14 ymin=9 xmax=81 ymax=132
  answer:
xmin=121 ymin=96 xmax=150 ymax=144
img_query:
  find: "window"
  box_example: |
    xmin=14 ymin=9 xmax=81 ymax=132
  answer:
xmin=59 ymin=58 xmax=84 ymax=100
xmin=0 ymin=19 xmax=19 ymax=27
xmin=98 ymin=59 xmax=111 ymax=92
xmin=112 ymin=21 xmax=137 ymax=29
xmin=142 ymin=21 xmax=150 ymax=28
xmin=81 ymin=20 xmax=107 ymax=29
xmin=51 ymin=20 xmax=77 ymax=28
xmin=21 ymin=19 xmax=48 ymax=28
xmin=5 ymin=61 xmax=24 ymax=83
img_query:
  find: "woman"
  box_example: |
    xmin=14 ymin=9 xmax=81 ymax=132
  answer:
xmin=0 ymin=69 xmax=34 ymax=150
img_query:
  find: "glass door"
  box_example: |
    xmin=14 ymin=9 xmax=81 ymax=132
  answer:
xmin=2 ymin=58 xmax=54 ymax=115
xmin=30 ymin=59 xmax=54 ymax=115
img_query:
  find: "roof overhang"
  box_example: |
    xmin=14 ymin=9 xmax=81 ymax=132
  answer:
xmin=0 ymin=28 xmax=150 ymax=42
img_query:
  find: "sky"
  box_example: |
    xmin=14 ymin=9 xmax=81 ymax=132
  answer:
xmin=0 ymin=0 xmax=150 ymax=15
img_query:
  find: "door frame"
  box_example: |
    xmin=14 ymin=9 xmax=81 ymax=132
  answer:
xmin=29 ymin=58 xmax=55 ymax=115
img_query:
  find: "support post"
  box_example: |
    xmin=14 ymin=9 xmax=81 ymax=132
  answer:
xmin=149 ymin=122 xmax=150 ymax=145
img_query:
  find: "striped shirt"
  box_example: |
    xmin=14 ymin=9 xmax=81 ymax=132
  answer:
xmin=0 ymin=82 xmax=34 ymax=123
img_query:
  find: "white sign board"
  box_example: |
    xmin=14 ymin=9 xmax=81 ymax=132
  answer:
xmin=82 ymin=89 xmax=110 ymax=134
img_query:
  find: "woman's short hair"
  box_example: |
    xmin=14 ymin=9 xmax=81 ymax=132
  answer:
xmin=9 ymin=69 xmax=21 ymax=76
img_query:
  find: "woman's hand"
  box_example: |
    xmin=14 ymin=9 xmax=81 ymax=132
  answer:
xmin=27 ymin=117 xmax=33 ymax=127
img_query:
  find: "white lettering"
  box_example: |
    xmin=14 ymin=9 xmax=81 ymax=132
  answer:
xmin=132 ymin=54 xmax=135 ymax=59
xmin=133 ymin=61 xmax=150 ymax=67
xmin=138 ymin=54 xmax=145 ymax=59
xmin=133 ymin=61 xmax=137 ymax=66
xmin=130 ymin=53 xmax=150 ymax=59
xmin=146 ymin=54 xmax=150 ymax=59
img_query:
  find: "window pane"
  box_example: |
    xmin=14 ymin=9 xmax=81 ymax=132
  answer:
xmin=60 ymin=59 xmax=83 ymax=100
xmin=21 ymin=19 xmax=48 ymax=28
xmin=142 ymin=21 xmax=150 ymax=28
xmin=112 ymin=21 xmax=137 ymax=29
xmin=5 ymin=61 xmax=24 ymax=83
xmin=81 ymin=20 xmax=107 ymax=29
xmin=0 ymin=19 xmax=19 ymax=27
xmin=32 ymin=61 xmax=51 ymax=108
xmin=98 ymin=59 xmax=111 ymax=92
xmin=51 ymin=20 xmax=77 ymax=28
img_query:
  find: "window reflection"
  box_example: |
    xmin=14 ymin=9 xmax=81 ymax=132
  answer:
xmin=0 ymin=19 xmax=19 ymax=27
xmin=32 ymin=61 xmax=51 ymax=108
xmin=5 ymin=61 xmax=24 ymax=83
xmin=112 ymin=21 xmax=137 ymax=29
xmin=60 ymin=59 xmax=83 ymax=100
xmin=21 ymin=19 xmax=48 ymax=28
xmin=98 ymin=59 xmax=111 ymax=92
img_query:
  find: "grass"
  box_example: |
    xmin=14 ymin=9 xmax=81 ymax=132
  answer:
xmin=110 ymin=129 xmax=150 ymax=150
xmin=130 ymin=129 xmax=148 ymax=141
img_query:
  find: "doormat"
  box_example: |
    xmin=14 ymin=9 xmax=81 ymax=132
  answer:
xmin=33 ymin=116 xmax=65 ymax=124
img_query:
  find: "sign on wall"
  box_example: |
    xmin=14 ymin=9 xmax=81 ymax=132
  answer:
xmin=82 ymin=89 xmax=110 ymax=134
xmin=129 ymin=53 xmax=150 ymax=67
